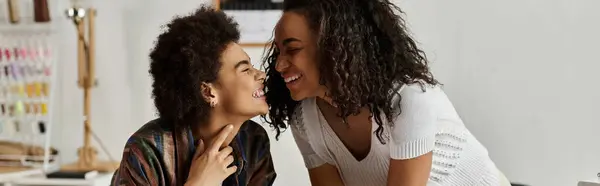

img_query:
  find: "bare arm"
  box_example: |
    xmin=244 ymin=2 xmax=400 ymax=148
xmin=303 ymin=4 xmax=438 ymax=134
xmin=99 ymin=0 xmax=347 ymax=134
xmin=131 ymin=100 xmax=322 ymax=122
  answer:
xmin=387 ymin=152 xmax=432 ymax=186
xmin=308 ymin=164 xmax=345 ymax=186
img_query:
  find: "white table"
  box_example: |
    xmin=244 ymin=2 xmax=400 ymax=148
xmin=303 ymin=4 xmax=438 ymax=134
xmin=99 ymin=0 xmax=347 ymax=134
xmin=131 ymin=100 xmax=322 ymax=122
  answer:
xmin=2 ymin=172 xmax=113 ymax=186
xmin=579 ymin=181 xmax=600 ymax=186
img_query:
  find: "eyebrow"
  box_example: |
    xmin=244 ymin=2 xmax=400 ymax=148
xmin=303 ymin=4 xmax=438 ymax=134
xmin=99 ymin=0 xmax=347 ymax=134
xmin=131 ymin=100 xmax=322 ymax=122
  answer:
xmin=234 ymin=60 xmax=251 ymax=69
xmin=282 ymin=38 xmax=301 ymax=45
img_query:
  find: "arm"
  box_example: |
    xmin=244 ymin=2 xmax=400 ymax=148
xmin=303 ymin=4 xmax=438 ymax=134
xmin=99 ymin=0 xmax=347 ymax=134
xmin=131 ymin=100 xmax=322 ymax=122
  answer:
xmin=308 ymin=164 xmax=345 ymax=186
xmin=290 ymin=117 xmax=344 ymax=186
xmin=248 ymin=133 xmax=276 ymax=186
xmin=387 ymin=86 xmax=438 ymax=186
xmin=111 ymin=138 xmax=164 ymax=186
xmin=387 ymin=153 xmax=433 ymax=186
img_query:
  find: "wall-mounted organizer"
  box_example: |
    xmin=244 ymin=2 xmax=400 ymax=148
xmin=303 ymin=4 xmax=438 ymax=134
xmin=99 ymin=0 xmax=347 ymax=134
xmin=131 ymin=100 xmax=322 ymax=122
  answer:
xmin=214 ymin=0 xmax=282 ymax=47
xmin=0 ymin=0 xmax=58 ymax=182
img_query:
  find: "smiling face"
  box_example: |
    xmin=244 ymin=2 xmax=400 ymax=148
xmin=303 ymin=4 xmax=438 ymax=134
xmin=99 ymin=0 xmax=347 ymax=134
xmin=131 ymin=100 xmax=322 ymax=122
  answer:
xmin=211 ymin=42 xmax=268 ymax=117
xmin=273 ymin=12 xmax=324 ymax=101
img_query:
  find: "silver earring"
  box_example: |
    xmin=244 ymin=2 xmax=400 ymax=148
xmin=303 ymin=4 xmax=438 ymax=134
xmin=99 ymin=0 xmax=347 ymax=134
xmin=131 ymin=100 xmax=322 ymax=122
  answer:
xmin=210 ymin=100 xmax=217 ymax=107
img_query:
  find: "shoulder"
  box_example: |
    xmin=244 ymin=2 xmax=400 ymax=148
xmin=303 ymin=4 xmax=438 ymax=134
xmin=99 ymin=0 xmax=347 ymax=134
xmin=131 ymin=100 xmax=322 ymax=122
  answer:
xmin=241 ymin=120 xmax=268 ymax=136
xmin=123 ymin=118 xmax=174 ymax=153
xmin=391 ymin=83 xmax=442 ymax=111
xmin=398 ymin=83 xmax=441 ymax=99
xmin=289 ymin=100 xmax=311 ymax=134
xmin=240 ymin=120 xmax=271 ymax=144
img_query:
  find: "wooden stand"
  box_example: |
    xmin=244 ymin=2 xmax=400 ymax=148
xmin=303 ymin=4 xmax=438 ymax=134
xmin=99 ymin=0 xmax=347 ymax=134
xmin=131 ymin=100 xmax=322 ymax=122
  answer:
xmin=61 ymin=8 xmax=119 ymax=173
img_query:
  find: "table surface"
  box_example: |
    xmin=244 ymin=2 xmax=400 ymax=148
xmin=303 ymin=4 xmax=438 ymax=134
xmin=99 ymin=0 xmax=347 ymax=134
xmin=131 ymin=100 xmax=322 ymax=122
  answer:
xmin=3 ymin=172 xmax=113 ymax=186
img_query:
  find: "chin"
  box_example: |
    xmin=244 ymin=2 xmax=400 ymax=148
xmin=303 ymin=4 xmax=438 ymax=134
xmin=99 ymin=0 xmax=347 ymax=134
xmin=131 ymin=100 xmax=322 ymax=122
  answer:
xmin=258 ymin=110 xmax=268 ymax=116
xmin=255 ymin=104 xmax=269 ymax=116
xmin=290 ymin=91 xmax=309 ymax=101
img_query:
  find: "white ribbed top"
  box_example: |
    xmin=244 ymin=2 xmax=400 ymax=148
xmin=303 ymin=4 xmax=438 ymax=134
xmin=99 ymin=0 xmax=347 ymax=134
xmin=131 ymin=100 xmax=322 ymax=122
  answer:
xmin=290 ymin=84 xmax=502 ymax=186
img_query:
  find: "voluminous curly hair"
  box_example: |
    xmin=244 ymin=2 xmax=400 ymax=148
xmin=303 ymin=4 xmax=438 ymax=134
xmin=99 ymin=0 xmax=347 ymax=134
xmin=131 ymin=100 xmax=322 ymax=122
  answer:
xmin=262 ymin=0 xmax=439 ymax=143
xmin=149 ymin=6 xmax=240 ymax=128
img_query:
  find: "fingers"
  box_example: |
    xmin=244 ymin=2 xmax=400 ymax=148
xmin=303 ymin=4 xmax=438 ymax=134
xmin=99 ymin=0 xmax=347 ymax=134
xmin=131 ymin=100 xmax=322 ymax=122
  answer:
xmin=209 ymin=124 xmax=233 ymax=152
xmin=224 ymin=165 xmax=238 ymax=176
xmin=219 ymin=146 xmax=233 ymax=159
xmin=193 ymin=139 xmax=205 ymax=159
xmin=223 ymin=155 xmax=234 ymax=165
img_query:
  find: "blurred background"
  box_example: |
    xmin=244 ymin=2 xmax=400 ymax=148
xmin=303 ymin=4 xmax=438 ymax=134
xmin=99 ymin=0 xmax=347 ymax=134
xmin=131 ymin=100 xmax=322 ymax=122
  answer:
xmin=0 ymin=0 xmax=598 ymax=186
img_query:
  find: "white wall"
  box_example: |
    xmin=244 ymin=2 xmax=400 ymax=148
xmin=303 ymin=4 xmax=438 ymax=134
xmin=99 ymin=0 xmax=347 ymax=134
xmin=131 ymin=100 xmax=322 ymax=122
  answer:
xmin=49 ymin=0 xmax=599 ymax=186
xmin=398 ymin=0 xmax=600 ymax=186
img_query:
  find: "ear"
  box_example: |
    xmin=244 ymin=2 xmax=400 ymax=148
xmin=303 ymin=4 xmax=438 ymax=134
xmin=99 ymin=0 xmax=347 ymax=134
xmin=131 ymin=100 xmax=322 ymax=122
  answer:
xmin=200 ymin=82 xmax=218 ymax=102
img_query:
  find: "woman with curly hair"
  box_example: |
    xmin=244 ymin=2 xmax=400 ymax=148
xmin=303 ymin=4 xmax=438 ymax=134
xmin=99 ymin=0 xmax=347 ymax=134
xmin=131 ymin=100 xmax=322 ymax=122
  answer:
xmin=111 ymin=6 xmax=275 ymax=186
xmin=263 ymin=0 xmax=509 ymax=185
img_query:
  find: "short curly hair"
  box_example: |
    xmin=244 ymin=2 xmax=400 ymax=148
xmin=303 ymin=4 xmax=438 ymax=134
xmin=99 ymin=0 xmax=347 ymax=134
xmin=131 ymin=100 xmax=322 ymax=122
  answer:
xmin=263 ymin=0 xmax=438 ymax=142
xmin=149 ymin=6 xmax=240 ymax=127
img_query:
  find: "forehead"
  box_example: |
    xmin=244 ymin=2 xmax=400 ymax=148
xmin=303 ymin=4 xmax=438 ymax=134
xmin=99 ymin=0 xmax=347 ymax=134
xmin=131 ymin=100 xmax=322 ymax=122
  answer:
xmin=220 ymin=43 xmax=250 ymax=67
xmin=275 ymin=12 xmax=311 ymax=41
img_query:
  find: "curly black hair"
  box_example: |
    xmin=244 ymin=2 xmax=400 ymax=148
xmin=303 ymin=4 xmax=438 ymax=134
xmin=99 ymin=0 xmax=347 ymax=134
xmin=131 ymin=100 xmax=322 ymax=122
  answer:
xmin=149 ymin=6 xmax=240 ymax=128
xmin=262 ymin=0 xmax=439 ymax=143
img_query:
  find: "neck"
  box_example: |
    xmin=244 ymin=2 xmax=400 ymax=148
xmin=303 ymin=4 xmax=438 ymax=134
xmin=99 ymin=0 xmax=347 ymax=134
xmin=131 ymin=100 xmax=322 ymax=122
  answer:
xmin=192 ymin=109 xmax=248 ymax=148
xmin=316 ymin=86 xmax=336 ymax=107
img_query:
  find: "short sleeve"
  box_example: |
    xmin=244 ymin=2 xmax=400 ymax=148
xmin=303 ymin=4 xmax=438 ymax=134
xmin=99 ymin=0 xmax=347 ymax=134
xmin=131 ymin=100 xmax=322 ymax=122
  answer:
xmin=290 ymin=105 xmax=327 ymax=169
xmin=389 ymin=85 xmax=438 ymax=160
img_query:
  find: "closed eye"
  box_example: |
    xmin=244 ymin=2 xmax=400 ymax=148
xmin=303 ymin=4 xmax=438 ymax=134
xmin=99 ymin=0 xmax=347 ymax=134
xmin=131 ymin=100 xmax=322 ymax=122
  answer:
xmin=287 ymin=48 xmax=301 ymax=53
xmin=242 ymin=68 xmax=250 ymax=72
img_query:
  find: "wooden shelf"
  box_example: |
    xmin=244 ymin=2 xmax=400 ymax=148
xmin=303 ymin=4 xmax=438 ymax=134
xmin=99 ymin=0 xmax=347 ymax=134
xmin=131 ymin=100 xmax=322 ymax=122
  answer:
xmin=240 ymin=42 xmax=269 ymax=48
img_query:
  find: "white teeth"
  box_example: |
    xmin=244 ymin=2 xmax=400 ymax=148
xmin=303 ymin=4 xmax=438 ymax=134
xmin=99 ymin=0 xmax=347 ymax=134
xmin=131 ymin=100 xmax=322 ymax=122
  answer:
xmin=284 ymin=74 xmax=302 ymax=83
xmin=252 ymin=89 xmax=265 ymax=98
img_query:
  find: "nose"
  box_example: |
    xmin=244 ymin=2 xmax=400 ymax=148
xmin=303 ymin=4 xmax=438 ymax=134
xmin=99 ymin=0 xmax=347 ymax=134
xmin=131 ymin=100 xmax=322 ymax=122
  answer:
xmin=256 ymin=70 xmax=266 ymax=82
xmin=275 ymin=57 xmax=290 ymax=73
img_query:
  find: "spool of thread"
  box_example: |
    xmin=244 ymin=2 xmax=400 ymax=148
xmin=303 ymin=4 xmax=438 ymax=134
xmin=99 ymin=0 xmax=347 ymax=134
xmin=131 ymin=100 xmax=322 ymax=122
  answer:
xmin=8 ymin=104 xmax=14 ymax=116
xmin=17 ymin=84 xmax=25 ymax=97
xmin=4 ymin=48 xmax=11 ymax=61
xmin=26 ymin=83 xmax=34 ymax=97
xmin=41 ymin=102 xmax=47 ymax=115
xmin=15 ymin=101 xmax=24 ymax=115
xmin=7 ymin=0 xmax=21 ymax=24
xmin=11 ymin=64 xmax=19 ymax=79
xmin=41 ymin=82 xmax=49 ymax=96
xmin=44 ymin=67 xmax=51 ymax=76
xmin=35 ymin=82 xmax=42 ymax=97
xmin=33 ymin=0 xmax=51 ymax=22
xmin=4 ymin=66 xmax=9 ymax=77
xmin=13 ymin=48 xmax=19 ymax=59
xmin=24 ymin=102 xmax=31 ymax=114
xmin=19 ymin=48 xmax=28 ymax=60
xmin=1 ymin=103 xmax=5 ymax=115
xmin=38 ymin=121 xmax=46 ymax=134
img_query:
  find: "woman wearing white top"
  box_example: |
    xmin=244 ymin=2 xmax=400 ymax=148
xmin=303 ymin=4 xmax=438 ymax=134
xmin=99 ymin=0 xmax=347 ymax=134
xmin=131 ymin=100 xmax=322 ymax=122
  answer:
xmin=262 ymin=0 xmax=511 ymax=185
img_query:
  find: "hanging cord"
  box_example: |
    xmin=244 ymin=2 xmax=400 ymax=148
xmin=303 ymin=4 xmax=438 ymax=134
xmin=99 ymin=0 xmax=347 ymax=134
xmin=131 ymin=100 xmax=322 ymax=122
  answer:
xmin=89 ymin=125 xmax=117 ymax=163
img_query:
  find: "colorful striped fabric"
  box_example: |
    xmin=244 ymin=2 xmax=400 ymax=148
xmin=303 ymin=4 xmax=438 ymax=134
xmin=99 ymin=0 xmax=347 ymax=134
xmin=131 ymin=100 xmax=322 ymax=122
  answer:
xmin=110 ymin=118 xmax=276 ymax=186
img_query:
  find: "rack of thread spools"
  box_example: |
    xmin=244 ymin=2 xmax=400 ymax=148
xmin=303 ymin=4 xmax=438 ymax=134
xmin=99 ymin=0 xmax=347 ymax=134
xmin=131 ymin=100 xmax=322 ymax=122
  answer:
xmin=0 ymin=0 xmax=59 ymax=182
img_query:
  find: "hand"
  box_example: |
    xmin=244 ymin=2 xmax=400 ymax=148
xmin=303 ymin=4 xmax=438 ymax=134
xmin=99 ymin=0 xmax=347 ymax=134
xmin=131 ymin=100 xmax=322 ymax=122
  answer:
xmin=185 ymin=125 xmax=237 ymax=186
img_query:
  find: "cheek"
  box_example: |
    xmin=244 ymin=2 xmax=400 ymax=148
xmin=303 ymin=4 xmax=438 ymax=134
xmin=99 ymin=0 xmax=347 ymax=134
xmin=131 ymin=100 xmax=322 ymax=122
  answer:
xmin=230 ymin=79 xmax=255 ymax=101
xmin=294 ymin=54 xmax=320 ymax=83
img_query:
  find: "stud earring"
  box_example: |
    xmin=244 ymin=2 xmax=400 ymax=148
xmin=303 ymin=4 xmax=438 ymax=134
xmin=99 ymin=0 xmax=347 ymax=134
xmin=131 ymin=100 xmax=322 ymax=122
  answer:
xmin=210 ymin=100 xmax=217 ymax=107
